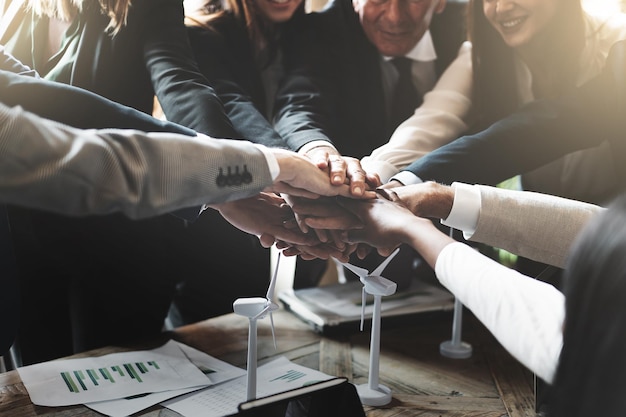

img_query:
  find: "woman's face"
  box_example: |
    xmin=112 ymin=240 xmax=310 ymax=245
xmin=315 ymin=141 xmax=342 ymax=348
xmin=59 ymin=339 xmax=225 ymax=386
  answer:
xmin=483 ymin=0 xmax=560 ymax=49
xmin=254 ymin=0 xmax=304 ymax=23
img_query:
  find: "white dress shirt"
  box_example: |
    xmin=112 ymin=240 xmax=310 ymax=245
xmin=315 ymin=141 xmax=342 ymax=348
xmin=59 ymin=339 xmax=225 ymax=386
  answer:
xmin=435 ymin=242 xmax=564 ymax=383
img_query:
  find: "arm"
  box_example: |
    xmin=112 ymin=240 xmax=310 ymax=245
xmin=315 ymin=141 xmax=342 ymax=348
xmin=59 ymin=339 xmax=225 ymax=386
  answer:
xmin=469 ymin=185 xmax=603 ymax=269
xmin=389 ymin=182 xmax=604 ymax=269
xmin=141 ymin=0 xmax=237 ymax=138
xmin=0 ymin=103 xmax=360 ymax=218
xmin=0 ymin=104 xmax=272 ymax=218
xmin=361 ymin=43 xmax=473 ymax=183
xmin=273 ymin=11 xmax=339 ymax=152
xmin=186 ymin=24 xmax=287 ymax=148
xmin=0 ymin=70 xmax=196 ymax=135
xmin=338 ymin=196 xmax=564 ymax=384
xmin=401 ymin=47 xmax=624 ymax=185
xmin=0 ymin=46 xmax=38 ymax=76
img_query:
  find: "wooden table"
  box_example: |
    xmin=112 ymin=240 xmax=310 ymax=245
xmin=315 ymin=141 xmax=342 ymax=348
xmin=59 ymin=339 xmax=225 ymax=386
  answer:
xmin=0 ymin=309 xmax=536 ymax=416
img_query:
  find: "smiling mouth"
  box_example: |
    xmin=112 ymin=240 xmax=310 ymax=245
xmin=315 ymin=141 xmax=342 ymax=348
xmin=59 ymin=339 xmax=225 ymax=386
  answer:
xmin=269 ymin=0 xmax=291 ymax=4
xmin=500 ymin=16 xmax=526 ymax=30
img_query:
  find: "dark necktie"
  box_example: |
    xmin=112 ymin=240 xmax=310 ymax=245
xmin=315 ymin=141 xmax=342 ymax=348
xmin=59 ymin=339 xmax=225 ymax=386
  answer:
xmin=389 ymin=57 xmax=421 ymax=132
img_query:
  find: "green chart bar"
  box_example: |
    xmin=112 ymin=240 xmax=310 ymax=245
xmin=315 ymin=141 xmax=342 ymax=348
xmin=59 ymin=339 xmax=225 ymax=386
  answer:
xmin=59 ymin=361 xmax=161 ymax=393
xmin=61 ymin=372 xmax=79 ymax=393
xmin=269 ymin=369 xmax=306 ymax=383
xmin=86 ymin=369 xmax=100 ymax=386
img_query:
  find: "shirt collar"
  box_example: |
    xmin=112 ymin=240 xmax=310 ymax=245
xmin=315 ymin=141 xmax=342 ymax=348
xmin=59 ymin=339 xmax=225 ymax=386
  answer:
xmin=383 ymin=30 xmax=437 ymax=62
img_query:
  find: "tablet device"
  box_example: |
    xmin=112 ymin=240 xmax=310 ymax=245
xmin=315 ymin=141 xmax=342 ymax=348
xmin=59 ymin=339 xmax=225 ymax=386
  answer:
xmin=232 ymin=377 xmax=365 ymax=417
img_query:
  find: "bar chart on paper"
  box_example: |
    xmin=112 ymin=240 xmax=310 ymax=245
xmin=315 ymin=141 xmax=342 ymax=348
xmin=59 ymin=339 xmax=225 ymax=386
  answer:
xmin=17 ymin=341 xmax=211 ymax=407
xmin=60 ymin=361 xmax=162 ymax=393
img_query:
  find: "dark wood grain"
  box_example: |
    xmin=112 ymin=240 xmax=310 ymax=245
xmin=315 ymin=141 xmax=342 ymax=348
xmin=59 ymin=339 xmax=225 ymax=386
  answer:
xmin=0 ymin=310 xmax=536 ymax=416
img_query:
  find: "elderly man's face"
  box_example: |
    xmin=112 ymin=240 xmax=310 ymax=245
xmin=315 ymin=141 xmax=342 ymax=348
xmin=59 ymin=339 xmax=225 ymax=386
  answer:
xmin=353 ymin=0 xmax=446 ymax=57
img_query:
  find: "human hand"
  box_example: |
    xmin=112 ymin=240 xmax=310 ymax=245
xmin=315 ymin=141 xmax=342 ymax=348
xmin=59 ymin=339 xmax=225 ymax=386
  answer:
xmin=210 ymin=192 xmax=318 ymax=248
xmin=337 ymin=193 xmax=453 ymax=268
xmin=268 ymin=148 xmax=377 ymax=199
xmin=334 ymin=194 xmax=418 ymax=254
xmin=276 ymin=239 xmax=356 ymax=263
xmin=284 ymin=195 xmax=363 ymax=241
xmin=383 ymin=181 xmax=454 ymax=219
xmin=304 ymin=145 xmax=381 ymax=196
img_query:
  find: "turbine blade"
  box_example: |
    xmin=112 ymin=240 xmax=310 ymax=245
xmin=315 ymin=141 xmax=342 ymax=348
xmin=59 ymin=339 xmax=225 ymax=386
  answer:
xmin=371 ymin=247 xmax=401 ymax=276
xmin=267 ymin=252 xmax=281 ymax=301
xmin=339 ymin=262 xmax=370 ymax=278
xmin=269 ymin=312 xmax=277 ymax=350
xmin=360 ymin=286 xmax=366 ymax=332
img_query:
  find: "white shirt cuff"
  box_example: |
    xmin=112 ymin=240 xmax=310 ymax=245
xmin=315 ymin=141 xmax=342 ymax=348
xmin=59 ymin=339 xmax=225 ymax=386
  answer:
xmin=441 ymin=182 xmax=481 ymax=238
xmin=389 ymin=171 xmax=423 ymax=185
xmin=297 ymin=140 xmax=337 ymax=155
xmin=254 ymin=144 xmax=280 ymax=181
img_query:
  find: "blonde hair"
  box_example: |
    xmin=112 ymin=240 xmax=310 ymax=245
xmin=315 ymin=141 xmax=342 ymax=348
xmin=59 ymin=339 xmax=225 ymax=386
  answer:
xmin=28 ymin=0 xmax=132 ymax=35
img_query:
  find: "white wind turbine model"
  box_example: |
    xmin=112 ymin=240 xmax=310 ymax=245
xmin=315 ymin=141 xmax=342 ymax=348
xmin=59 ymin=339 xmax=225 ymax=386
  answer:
xmin=233 ymin=253 xmax=281 ymax=401
xmin=339 ymin=248 xmax=400 ymax=406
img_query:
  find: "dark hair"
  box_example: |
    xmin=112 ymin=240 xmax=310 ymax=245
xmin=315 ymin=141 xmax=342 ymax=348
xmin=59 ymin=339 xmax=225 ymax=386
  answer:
xmin=550 ymin=193 xmax=626 ymax=417
xmin=467 ymin=0 xmax=585 ymax=131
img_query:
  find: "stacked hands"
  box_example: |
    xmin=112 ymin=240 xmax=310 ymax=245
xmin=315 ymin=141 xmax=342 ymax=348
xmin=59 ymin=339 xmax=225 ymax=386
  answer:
xmin=212 ymin=145 xmax=454 ymax=262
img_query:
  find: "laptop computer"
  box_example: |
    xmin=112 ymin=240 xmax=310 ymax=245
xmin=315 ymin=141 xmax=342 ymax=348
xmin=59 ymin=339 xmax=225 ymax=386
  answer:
xmin=278 ymin=277 xmax=454 ymax=335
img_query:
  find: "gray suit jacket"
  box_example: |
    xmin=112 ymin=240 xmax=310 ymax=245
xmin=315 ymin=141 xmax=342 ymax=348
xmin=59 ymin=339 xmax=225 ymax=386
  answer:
xmin=469 ymin=185 xmax=604 ymax=269
xmin=0 ymin=103 xmax=273 ymax=219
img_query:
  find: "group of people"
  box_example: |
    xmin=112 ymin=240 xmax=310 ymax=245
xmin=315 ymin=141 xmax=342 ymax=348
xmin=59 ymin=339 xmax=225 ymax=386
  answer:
xmin=1 ymin=0 xmax=626 ymax=414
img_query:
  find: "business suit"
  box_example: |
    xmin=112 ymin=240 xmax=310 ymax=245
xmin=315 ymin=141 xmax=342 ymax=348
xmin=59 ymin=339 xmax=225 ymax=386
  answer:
xmin=468 ymin=186 xmax=603 ymax=270
xmin=0 ymin=70 xmax=196 ymax=136
xmin=0 ymin=103 xmax=274 ymax=355
xmin=272 ymin=0 xmax=467 ymax=285
xmin=186 ymin=15 xmax=293 ymax=150
xmin=274 ymin=0 xmax=467 ymax=159
xmin=0 ymin=103 xmax=273 ymax=219
xmin=1 ymin=0 xmax=236 ymax=138
xmin=0 ymin=1 xmax=272 ymax=364
xmin=402 ymin=41 xmax=626 ymax=204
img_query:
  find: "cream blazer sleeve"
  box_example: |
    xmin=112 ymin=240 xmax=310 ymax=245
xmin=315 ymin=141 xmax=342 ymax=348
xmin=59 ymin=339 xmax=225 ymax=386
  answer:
xmin=0 ymin=104 xmax=273 ymax=218
xmin=470 ymin=185 xmax=604 ymax=269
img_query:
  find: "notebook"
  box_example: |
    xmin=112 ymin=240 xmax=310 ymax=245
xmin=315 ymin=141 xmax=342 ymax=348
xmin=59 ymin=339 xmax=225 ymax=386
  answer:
xmin=278 ymin=277 xmax=455 ymax=334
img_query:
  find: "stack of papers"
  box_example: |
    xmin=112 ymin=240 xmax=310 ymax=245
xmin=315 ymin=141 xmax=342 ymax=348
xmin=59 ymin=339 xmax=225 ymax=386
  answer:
xmin=17 ymin=340 xmax=333 ymax=417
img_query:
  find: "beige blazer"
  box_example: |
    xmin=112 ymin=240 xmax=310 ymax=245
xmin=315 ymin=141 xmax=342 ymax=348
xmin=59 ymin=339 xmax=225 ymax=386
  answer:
xmin=470 ymin=185 xmax=604 ymax=269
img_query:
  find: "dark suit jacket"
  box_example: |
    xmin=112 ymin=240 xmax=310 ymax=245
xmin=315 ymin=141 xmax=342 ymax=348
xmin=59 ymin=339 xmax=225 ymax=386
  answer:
xmin=0 ymin=70 xmax=196 ymax=135
xmin=186 ymin=15 xmax=290 ymax=149
xmin=1 ymin=0 xmax=236 ymax=139
xmin=402 ymin=40 xmax=626 ymax=195
xmin=274 ymin=0 xmax=467 ymax=159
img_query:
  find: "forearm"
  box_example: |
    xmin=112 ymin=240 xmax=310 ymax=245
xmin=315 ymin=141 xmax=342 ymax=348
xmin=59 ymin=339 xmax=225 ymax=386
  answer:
xmin=0 ymin=104 xmax=272 ymax=218
xmin=0 ymin=70 xmax=195 ymax=134
xmin=401 ymin=217 xmax=455 ymax=269
xmin=404 ymin=69 xmax=617 ymax=185
xmin=435 ymin=243 xmax=564 ymax=383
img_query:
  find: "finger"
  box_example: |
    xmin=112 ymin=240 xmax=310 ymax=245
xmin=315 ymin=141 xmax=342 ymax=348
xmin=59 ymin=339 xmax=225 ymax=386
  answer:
xmin=271 ymin=183 xmax=321 ymax=199
xmin=313 ymin=227 xmax=329 ymax=243
xmin=345 ymin=159 xmax=367 ymax=196
xmin=307 ymin=149 xmax=330 ymax=170
xmin=365 ymin=172 xmax=382 ymax=189
xmin=356 ymin=243 xmax=372 ymax=260
xmin=329 ymin=229 xmax=345 ymax=251
xmin=327 ymin=155 xmax=347 ymax=185
xmin=258 ymin=233 xmax=276 ymax=248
